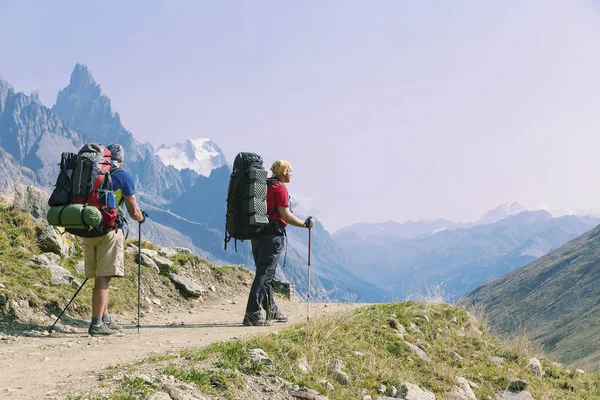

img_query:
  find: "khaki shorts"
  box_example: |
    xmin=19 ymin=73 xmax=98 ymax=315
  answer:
xmin=82 ymin=230 xmax=125 ymax=278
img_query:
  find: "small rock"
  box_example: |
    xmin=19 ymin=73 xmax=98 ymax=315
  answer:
xmin=575 ymin=369 xmax=585 ymax=374
xmin=154 ymin=255 xmax=174 ymax=270
xmin=527 ymin=358 xmax=544 ymax=377
xmin=409 ymin=323 xmax=423 ymax=335
xmin=298 ymin=357 xmax=311 ymax=373
xmin=404 ymin=341 xmax=430 ymax=361
xmin=168 ymin=273 xmax=205 ymax=297
xmin=138 ymin=253 xmax=160 ymax=273
xmin=291 ymin=388 xmax=329 ymax=400
xmin=158 ymin=247 xmax=178 ymax=257
xmin=331 ymin=359 xmax=351 ymax=385
xmin=0 ymin=283 xmax=6 ymax=289
xmin=209 ymin=285 xmax=217 ymax=292
xmin=399 ymin=383 xmax=435 ymax=400
xmin=489 ymin=356 xmax=506 ymax=367
xmin=172 ymin=246 xmax=193 ymax=254
xmin=377 ymin=384 xmax=386 ymax=394
xmin=249 ymin=348 xmax=273 ymax=366
xmin=320 ymin=380 xmax=335 ymax=391
xmin=152 ymin=298 xmax=161 ymax=305
xmin=140 ymin=249 xmax=158 ymax=258
xmin=136 ymin=374 xmax=154 ymax=385
xmin=446 ymin=350 xmax=464 ymax=361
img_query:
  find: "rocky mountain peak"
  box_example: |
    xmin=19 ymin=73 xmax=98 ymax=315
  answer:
xmin=69 ymin=63 xmax=99 ymax=93
xmin=477 ymin=201 xmax=526 ymax=225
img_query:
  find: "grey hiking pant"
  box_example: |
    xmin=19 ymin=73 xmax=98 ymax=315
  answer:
xmin=244 ymin=234 xmax=285 ymax=320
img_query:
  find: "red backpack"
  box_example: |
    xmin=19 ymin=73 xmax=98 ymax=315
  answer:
xmin=48 ymin=143 xmax=121 ymax=237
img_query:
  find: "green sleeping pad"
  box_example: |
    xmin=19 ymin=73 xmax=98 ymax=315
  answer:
xmin=47 ymin=204 xmax=102 ymax=229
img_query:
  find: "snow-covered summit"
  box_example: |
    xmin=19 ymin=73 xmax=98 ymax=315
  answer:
xmin=156 ymin=138 xmax=227 ymax=177
xmin=476 ymin=201 xmax=526 ymax=225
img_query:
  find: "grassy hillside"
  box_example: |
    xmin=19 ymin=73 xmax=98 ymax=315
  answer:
xmin=67 ymin=302 xmax=600 ymax=399
xmin=0 ymin=201 xmax=254 ymax=333
xmin=459 ymin=224 xmax=600 ymax=371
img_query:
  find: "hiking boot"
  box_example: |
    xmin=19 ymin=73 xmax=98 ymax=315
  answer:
xmin=268 ymin=312 xmax=288 ymax=323
xmin=104 ymin=318 xmax=123 ymax=331
xmin=88 ymin=323 xmax=116 ymax=336
xmin=242 ymin=315 xmax=273 ymax=327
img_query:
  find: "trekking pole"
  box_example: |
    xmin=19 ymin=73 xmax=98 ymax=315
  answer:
xmin=48 ymin=278 xmax=88 ymax=333
xmin=136 ymin=211 xmax=149 ymax=333
xmin=137 ymin=220 xmax=142 ymax=334
xmin=307 ymin=226 xmax=311 ymax=322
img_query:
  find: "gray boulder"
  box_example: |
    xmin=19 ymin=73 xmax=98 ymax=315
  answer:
xmin=38 ymin=226 xmax=73 ymax=257
xmin=154 ymin=255 xmax=174 ymax=271
xmin=168 ymin=273 xmax=204 ymax=297
xmin=137 ymin=253 xmax=159 ymax=273
xmin=399 ymin=383 xmax=435 ymax=400
xmin=12 ymin=184 xmax=49 ymax=221
xmin=291 ymin=389 xmax=329 ymax=400
xmin=48 ymin=265 xmax=74 ymax=285
xmin=158 ymin=247 xmax=178 ymax=257
xmin=527 ymin=358 xmax=544 ymax=377
xmin=331 ymin=359 xmax=351 ymax=386
xmin=172 ymin=246 xmax=192 ymax=254
xmin=489 ymin=356 xmax=506 ymax=367
xmin=140 ymin=248 xmax=158 ymax=258
xmin=249 ymin=348 xmax=273 ymax=366
xmin=404 ymin=341 xmax=430 ymax=361
xmin=30 ymin=253 xmax=61 ymax=266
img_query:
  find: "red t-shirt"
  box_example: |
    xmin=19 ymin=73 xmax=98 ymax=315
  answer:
xmin=267 ymin=180 xmax=289 ymax=227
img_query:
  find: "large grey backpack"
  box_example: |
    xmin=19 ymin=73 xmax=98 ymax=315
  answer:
xmin=224 ymin=152 xmax=269 ymax=249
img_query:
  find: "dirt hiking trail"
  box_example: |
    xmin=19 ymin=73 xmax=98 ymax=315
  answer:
xmin=0 ymin=300 xmax=362 ymax=399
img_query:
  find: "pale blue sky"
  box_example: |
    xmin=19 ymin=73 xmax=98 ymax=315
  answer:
xmin=1 ymin=1 xmax=599 ymax=231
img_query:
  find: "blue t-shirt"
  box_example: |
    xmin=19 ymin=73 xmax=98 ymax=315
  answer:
xmin=111 ymin=169 xmax=136 ymax=214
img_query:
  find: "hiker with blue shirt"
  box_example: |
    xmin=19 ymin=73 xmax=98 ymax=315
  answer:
xmin=243 ymin=160 xmax=314 ymax=326
xmin=83 ymin=143 xmax=146 ymax=336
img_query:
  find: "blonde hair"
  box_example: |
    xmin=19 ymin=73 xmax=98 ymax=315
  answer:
xmin=271 ymin=160 xmax=292 ymax=177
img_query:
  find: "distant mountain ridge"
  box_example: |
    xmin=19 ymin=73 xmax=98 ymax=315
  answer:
xmin=334 ymin=219 xmax=462 ymax=240
xmin=334 ymin=208 xmax=599 ymax=301
xmin=0 ymin=78 xmax=84 ymax=188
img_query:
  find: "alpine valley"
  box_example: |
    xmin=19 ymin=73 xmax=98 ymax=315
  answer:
xmin=2 ymin=64 xmax=599 ymax=309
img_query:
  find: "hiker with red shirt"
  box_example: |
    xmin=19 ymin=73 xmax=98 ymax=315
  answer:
xmin=243 ymin=160 xmax=314 ymax=326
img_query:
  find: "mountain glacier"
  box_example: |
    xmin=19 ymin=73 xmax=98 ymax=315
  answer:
xmin=156 ymin=138 xmax=227 ymax=177
xmin=476 ymin=201 xmax=526 ymax=225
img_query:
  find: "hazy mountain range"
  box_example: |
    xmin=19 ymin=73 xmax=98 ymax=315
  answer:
xmin=2 ymin=64 xmax=599 ymax=307
xmin=333 ymin=204 xmax=599 ymax=301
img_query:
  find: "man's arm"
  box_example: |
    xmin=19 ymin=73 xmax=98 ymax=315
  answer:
xmin=124 ymin=194 xmax=144 ymax=222
xmin=278 ymin=206 xmax=313 ymax=228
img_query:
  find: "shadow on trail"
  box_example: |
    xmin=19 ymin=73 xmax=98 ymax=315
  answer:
xmin=122 ymin=322 xmax=245 ymax=329
xmin=41 ymin=322 xmax=248 ymax=337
